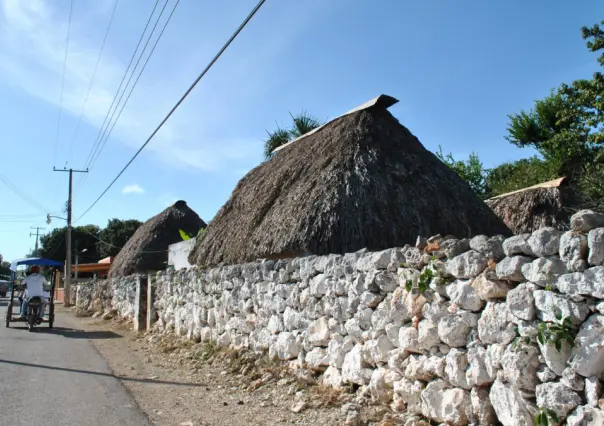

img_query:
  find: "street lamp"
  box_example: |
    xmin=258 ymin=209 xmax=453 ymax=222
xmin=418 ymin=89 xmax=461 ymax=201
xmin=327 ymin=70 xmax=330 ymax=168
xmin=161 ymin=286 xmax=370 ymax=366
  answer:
xmin=75 ymin=248 xmax=88 ymax=279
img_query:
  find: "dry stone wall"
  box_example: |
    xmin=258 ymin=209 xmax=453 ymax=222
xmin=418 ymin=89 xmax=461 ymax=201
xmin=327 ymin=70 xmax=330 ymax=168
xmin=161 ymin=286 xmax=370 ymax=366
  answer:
xmin=80 ymin=210 xmax=604 ymax=425
xmin=75 ymin=275 xmax=138 ymax=319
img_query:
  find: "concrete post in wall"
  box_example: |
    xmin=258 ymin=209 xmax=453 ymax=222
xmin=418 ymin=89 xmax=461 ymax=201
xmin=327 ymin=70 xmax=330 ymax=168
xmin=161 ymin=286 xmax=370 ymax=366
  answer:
xmin=146 ymin=273 xmax=156 ymax=330
xmin=134 ymin=275 xmax=148 ymax=331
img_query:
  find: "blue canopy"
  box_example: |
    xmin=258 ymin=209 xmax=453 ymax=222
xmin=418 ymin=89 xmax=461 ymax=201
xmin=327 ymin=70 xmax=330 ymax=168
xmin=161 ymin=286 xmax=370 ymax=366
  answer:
xmin=9 ymin=257 xmax=63 ymax=271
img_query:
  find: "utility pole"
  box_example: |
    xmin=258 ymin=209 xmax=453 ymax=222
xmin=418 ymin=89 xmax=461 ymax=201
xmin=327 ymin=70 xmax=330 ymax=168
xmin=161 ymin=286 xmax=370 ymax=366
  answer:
xmin=54 ymin=167 xmax=88 ymax=307
xmin=30 ymin=226 xmax=45 ymax=257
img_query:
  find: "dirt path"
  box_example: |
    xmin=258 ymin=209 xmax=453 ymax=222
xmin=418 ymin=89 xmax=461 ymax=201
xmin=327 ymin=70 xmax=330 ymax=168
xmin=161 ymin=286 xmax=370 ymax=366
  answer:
xmin=59 ymin=307 xmax=394 ymax=426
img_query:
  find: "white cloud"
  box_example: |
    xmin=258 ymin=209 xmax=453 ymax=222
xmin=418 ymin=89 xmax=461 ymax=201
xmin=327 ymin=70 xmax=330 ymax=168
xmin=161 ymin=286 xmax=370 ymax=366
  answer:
xmin=0 ymin=0 xmax=263 ymax=172
xmin=122 ymin=184 xmax=145 ymax=194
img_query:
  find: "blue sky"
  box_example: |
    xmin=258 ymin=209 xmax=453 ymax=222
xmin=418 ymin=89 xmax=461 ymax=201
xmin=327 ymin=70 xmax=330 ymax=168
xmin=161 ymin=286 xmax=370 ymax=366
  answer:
xmin=0 ymin=0 xmax=602 ymax=261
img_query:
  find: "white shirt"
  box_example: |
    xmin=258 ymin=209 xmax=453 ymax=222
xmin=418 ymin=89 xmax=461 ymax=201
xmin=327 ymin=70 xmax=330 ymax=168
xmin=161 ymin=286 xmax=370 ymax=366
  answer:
xmin=22 ymin=273 xmax=47 ymax=298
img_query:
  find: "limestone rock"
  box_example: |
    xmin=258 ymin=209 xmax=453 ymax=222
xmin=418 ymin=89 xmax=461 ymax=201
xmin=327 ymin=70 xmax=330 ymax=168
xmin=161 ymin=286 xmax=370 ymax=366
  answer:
xmin=305 ymin=347 xmax=329 ymax=368
xmin=446 ymin=280 xmax=484 ymax=312
xmin=566 ymin=406 xmax=604 ymax=426
xmin=363 ymin=334 xmax=395 ymax=365
xmin=471 ymin=387 xmax=496 ymax=426
xmin=470 ymin=235 xmax=506 ymax=261
xmin=328 ymin=335 xmax=354 ymax=368
xmin=537 ymin=365 xmax=558 ymax=383
xmin=272 ymin=332 xmax=299 ymax=360
xmin=534 ymin=290 xmax=590 ymax=326
xmin=323 ymin=365 xmax=343 ymax=387
xmin=307 ymin=316 xmax=330 ymax=346
xmin=420 ymin=380 xmax=471 ymax=425
xmin=588 ymin=228 xmax=604 ymax=266
xmin=521 ymin=257 xmax=568 ymax=286
xmin=507 ymin=283 xmax=536 ymax=321
xmin=369 ymin=368 xmax=392 ymax=403
xmin=444 ymin=349 xmax=469 ymax=389
xmin=556 ymin=267 xmax=604 ymax=299
xmin=539 ymin=339 xmax=572 ymax=376
xmin=571 ymin=209 xmax=604 ymax=232
xmin=471 ymin=270 xmax=512 ymax=301
xmin=478 ymin=302 xmax=517 ymax=345
xmin=560 ymin=231 xmax=588 ymax=272
xmin=585 ymin=376 xmax=602 ymax=407
xmin=528 ymin=227 xmax=563 ymax=257
xmin=501 ymin=344 xmax=541 ymax=390
xmin=441 ymin=238 xmax=471 ymax=259
xmin=496 ymin=256 xmax=532 ymax=282
xmin=446 ymin=250 xmax=488 ymax=279
xmin=570 ymin=315 xmax=604 ymax=378
xmin=489 ymin=379 xmax=534 ymax=426
xmin=562 ymin=367 xmax=585 ymax=391
xmin=438 ymin=315 xmax=471 ymax=348
xmin=503 ymin=233 xmax=534 ymax=257
xmin=466 ymin=346 xmax=493 ymax=387
xmin=341 ymin=344 xmax=372 ymax=385
xmin=393 ymin=378 xmax=424 ymax=415
xmin=536 ymin=381 xmax=582 ymax=421
xmin=417 ymin=319 xmax=441 ymax=351
xmin=399 ymin=327 xmax=422 ymax=354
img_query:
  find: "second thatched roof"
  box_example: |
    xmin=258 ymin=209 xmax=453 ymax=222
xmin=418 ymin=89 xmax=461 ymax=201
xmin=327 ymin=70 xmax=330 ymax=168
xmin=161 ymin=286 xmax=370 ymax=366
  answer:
xmin=485 ymin=177 xmax=575 ymax=234
xmin=109 ymin=201 xmax=205 ymax=277
xmin=189 ymin=95 xmax=511 ymax=267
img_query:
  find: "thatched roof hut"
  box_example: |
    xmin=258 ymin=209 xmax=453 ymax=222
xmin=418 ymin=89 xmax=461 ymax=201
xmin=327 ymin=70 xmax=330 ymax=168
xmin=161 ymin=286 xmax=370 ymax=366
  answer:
xmin=109 ymin=201 xmax=205 ymax=277
xmin=485 ymin=177 xmax=575 ymax=234
xmin=189 ymin=95 xmax=511 ymax=267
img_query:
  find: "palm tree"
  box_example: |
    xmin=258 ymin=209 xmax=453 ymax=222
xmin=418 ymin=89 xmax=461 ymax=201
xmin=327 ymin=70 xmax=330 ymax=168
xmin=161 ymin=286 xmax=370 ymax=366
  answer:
xmin=263 ymin=111 xmax=323 ymax=160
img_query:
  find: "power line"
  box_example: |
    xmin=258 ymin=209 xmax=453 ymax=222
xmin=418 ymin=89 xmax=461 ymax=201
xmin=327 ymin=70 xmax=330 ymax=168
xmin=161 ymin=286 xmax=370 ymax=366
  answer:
xmin=86 ymin=0 xmax=179 ymax=175
xmin=67 ymin=0 xmax=120 ymax=163
xmin=52 ymin=0 xmax=75 ymax=167
xmin=83 ymin=229 xmax=166 ymax=253
xmin=76 ymin=0 xmax=267 ymax=222
xmin=73 ymin=0 xmax=163 ymax=196
xmin=0 ymin=172 xmax=51 ymax=214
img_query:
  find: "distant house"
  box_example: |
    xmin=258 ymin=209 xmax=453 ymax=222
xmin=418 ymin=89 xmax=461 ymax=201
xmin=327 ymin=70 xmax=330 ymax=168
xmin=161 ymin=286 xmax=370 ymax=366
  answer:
xmin=485 ymin=177 xmax=576 ymax=234
xmin=188 ymin=94 xmax=510 ymax=267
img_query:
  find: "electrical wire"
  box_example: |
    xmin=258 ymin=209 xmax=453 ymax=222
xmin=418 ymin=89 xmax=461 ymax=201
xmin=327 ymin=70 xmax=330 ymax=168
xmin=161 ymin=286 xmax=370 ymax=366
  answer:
xmin=0 ymin=172 xmax=51 ymax=214
xmin=82 ymin=229 xmax=167 ymax=253
xmin=52 ymin=0 xmax=74 ymax=167
xmin=86 ymin=0 xmax=179 ymax=174
xmin=73 ymin=0 xmax=163 ymax=196
xmin=67 ymin=0 xmax=120 ymax=163
xmin=75 ymin=0 xmax=267 ymax=222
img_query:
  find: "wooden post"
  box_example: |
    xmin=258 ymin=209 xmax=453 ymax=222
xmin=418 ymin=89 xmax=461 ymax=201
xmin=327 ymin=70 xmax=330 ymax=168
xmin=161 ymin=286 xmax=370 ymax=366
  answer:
xmin=146 ymin=273 xmax=156 ymax=330
xmin=134 ymin=275 xmax=148 ymax=331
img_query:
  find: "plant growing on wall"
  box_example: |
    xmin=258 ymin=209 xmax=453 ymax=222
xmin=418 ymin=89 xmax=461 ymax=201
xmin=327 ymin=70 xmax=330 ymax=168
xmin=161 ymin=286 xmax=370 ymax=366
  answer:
xmin=534 ymin=407 xmax=558 ymax=425
xmin=404 ymin=257 xmax=450 ymax=293
xmin=537 ymin=311 xmax=575 ymax=352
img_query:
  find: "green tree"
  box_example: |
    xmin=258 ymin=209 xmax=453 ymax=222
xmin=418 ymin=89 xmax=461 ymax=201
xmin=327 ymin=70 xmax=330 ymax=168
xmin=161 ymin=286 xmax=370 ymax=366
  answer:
xmin=39 ymin=225 xmax=101 ymax=263
xmin=486 ymin=157 xmax=557 ymax=197
xmin=263 ymin=111 xmax=323 ymax=160
xmin=96 ymin=218 xmax=142 ymax=258
xmin=435 ymin=146 xmax=490 ymax=199
xmin=505 ymin=20 xmax=604 ymax=208
xmin=0 ymin=253 xmax=11 ymax=279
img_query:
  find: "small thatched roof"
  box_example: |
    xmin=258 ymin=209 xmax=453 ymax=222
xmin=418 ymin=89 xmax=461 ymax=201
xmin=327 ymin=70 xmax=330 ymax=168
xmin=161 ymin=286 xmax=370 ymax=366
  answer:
xmin=109 ymin=201 xmax=205 ymax=277
xmin=485 ymin=177 xmax=575 ymax=234
xmin=189 ymin=95 xmax=511 ymax=267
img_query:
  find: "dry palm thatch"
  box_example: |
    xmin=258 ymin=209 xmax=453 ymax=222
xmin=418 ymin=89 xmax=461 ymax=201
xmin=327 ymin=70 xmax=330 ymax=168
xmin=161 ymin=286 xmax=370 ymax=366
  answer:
xmin=189 ymin=95 xmax=511 ymax=267
xmin=485 ymin=177 xmax=575 ymax=234
xmin=109 ymin=201 xmax=205 ymax=277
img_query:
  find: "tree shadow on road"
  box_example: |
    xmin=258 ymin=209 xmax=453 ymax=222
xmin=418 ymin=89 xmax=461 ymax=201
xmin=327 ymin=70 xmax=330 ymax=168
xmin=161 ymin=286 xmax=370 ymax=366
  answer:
xmin=36 ymin=326 xmax=122 ymax=340
xmin=0 ymin=358 xmax=203 ymax=387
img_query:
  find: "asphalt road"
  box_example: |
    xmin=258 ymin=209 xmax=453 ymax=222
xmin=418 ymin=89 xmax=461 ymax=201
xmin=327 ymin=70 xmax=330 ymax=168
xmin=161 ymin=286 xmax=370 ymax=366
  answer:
xmin=0 ymin=297 xmax=150 ymax=425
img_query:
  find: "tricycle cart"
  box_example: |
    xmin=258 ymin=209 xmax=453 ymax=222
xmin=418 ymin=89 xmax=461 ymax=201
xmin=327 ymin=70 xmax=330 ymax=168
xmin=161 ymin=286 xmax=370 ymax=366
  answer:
xmin=4 ymin=257 xmax=63 ymax=330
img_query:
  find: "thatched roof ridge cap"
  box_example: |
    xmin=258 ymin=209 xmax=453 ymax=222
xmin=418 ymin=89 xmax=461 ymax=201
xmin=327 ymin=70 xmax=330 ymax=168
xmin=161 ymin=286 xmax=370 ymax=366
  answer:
xmin=487 ymin=177 xmax=568 ymax=201
xmin=272 ymin=94 xmax=399 ymax=154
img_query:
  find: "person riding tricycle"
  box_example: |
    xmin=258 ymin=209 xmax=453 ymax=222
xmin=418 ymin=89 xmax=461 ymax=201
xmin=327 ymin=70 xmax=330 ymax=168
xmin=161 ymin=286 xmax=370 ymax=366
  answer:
xmin=5 ymin=257 xmax=61 ymax=331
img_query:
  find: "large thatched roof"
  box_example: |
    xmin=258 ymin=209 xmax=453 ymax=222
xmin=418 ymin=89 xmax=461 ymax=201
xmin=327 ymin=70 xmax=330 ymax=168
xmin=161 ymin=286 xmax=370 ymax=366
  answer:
xmin=485 ymin=177 xmax=575 ymax=234
xmin=189 ymin=95 xmax=511 ymax=267
xmin=109 ymin=201 xmax=205 ymax=277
